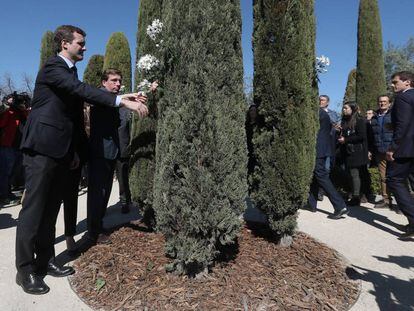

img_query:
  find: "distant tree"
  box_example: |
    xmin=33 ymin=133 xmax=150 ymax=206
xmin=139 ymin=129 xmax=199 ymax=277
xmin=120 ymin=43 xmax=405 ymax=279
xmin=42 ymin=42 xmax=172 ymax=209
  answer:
xmin=356 ymin=0 xmax=386 ymax=112
xmin=343 ymin=68 xmax=357 ymax=103
xmin=39 ymin=31 xmax=55 ymax=69
xmin=384 ymin=38 xmax=414 ymax=81
xmin=103 ymin=32 xmax=132 ymax=92
xmin=83 ymin=55 xmax=104 ymax=87
xmin=129 ymin=0 xmax=163 ymax=228
xmin=250 ymin=0 xmax=318 ymax=243
xmin=153 ymin=0 xmax=247 ymax=275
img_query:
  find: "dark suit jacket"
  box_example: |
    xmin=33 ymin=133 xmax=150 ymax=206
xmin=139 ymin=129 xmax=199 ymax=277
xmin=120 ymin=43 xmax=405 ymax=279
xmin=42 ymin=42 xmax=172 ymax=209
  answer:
xmin=390 ymin=88 xmax=414 ymax=158
xmin=21 ymin=56 xmax=116 ymax=159
xmin=118 ymin=107 xmax=131 ymax=158
xmin=88 ymin=87 xmax=120 ymax=160
xmin=316 ymin=108 xmax=334 ymax=158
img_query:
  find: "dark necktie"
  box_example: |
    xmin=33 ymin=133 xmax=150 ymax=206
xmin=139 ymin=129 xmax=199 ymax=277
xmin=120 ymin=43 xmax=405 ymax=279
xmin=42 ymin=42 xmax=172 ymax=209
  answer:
xmin=72 ymin=66 xmax=78 ymax=79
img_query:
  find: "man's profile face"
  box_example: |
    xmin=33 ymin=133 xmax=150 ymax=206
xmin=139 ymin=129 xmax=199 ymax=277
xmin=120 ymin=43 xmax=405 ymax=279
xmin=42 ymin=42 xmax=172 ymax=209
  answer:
xmin=102 ymin=74 xmax=122 ymax=94
xmin=62 ymin=32 xmax=86 ymax=62
xmin=366 ymin=110 xmax=374 ymax=120
xmin=378 ymin=96 xmax=390 ymax=111
xmin=391 ymin=76 xmax=411 ymax=93
xmin=319 ymin=96 xmax=329 ymax=108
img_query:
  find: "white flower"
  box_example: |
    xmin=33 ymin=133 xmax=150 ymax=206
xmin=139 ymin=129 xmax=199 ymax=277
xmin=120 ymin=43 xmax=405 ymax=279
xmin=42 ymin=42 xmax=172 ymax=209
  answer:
xmin=316 ymin=55 xmax=330 ymax=74
xmin=146 ymin=19 xmax=163 ymax=41
xmin=137 ymin=79 xmax=151 ymax=92
xmin=137 ymin=54 xmax=160 ymax=72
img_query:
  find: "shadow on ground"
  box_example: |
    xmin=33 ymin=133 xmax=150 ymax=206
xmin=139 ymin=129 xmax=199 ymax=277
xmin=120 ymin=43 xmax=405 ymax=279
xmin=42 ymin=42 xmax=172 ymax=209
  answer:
xmin=346 ymin=264 xmax=414 ymax=311
xmin=0 ymin=213 xmax=17 ymax=229
xmin=346 ymin=205 xmax=406 ymax=237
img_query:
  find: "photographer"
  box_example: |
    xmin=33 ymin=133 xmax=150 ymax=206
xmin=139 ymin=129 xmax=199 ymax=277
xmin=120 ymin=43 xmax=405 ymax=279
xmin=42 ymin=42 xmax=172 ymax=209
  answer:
xmin=0 ymin=92 xmax=30 ymax=206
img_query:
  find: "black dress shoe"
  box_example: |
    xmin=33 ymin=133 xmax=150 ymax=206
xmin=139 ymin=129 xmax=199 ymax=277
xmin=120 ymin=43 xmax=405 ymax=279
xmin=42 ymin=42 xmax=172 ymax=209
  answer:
xmin=47 ymin=262 xmax=75 ymax=277
xmin=329 ymin=207 xmax=349 ymax=219
xmin=16 ymin=272 xmax=50 ymax=295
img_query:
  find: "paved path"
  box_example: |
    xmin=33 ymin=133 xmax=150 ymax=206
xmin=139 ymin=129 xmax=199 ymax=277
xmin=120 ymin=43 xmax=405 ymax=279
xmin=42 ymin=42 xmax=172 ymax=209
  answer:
xmin=0 ymin=186 xmax=413 ymax=310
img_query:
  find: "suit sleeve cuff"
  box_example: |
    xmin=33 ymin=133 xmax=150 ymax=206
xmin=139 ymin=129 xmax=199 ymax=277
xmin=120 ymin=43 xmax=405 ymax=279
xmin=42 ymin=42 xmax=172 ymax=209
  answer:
xmin=115 ymin=96 xmax=122 ymax=107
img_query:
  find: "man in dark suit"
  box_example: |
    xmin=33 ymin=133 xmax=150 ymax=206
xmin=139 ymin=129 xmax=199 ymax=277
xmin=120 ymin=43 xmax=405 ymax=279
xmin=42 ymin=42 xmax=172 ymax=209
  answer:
xmin=307 ymin=105 xmax=348 ymax=219
xmin=86 ymin=68 xmax=124 ymax=244
xmin=386 ymin=71 xmax=414 ymax=238
xmin=15 ymin=25 xmax=149 ymax=295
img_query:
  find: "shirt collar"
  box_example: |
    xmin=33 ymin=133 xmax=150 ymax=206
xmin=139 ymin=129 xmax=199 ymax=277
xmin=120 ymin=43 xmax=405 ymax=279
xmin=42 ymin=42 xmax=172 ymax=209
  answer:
xmin=58 ymin=54 xmax=75 ymax=69
xmin=403 ymin=87 xmax=414 ymax=93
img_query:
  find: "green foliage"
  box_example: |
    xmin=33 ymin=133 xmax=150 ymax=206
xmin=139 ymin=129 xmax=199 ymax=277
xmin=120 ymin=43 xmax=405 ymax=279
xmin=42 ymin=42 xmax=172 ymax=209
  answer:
xmin=103 ymin=32 xmax=132 ymax=92
xmin=384 ymin=38 xmax=414 ymax=81
xmin=83 ymin=55 xmax=104 ymax=87
xmin=250 ymin=0 xmax=318 ymax=237
xmin=369 ymin=167 xmax=381 ymax=195
xmin=39 ymin=31 xmax=55 ymax=69
xmin=129 ymin=0 xmax=163 ymax=228
xmin=344 ymin=68 xmax=357 ymax=103
xmin=153 ymin=0 xmax=247 ymax=275
xmin=356 ymin=0 xmax=387 ymax=112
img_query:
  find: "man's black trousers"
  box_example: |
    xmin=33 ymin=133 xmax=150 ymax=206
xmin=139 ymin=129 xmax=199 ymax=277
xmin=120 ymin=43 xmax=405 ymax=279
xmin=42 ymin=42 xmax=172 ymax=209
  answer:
xmin=15 ymin=153 xmax=68 ymax=275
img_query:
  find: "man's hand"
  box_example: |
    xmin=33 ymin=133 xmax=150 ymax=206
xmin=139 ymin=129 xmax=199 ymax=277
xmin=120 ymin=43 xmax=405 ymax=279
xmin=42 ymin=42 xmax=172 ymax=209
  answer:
xmin=338 ymin=136 xmax=345 ymax=144
xmin=70 ymin=152 xmax=80 ymax=170
xmin=121 ymin=93 xmax=146 ymax=101
xmin=368 ymin=151 xmax=372 ymax=161
xmin=150 ymin=81 xmax=159 ymax=92
xmin=386 ymin=150 xmax=395 ymax=162
xmin=121 ymin=97 xmax=149 ymax=118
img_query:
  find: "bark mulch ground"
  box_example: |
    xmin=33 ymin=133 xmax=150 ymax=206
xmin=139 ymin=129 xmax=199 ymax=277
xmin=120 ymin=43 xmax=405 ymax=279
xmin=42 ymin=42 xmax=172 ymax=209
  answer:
xmin=69 ymin=222 xmax=360 ymax=311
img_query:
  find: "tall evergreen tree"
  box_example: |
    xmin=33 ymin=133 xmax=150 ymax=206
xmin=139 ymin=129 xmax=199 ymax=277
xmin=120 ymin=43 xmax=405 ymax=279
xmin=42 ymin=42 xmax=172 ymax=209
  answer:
xmin=83 ymin=55 xmax=104 ymax=87
xmin=39 ymin=31 xmax=55 ymax=68
xmin=250 ymin=0 xmax=318 ymax=241
xmin=153 ymin=0 xmax=247 ymax=275
xmin=129 ymin=0 xmax=163 ymax=228
xmin=103 ymin=32 xmax=132 ymax=92
xmin=356 ymin=0 xmax=386 ymax=112
xmin=344 ymin=68 xmax=357 ymax=103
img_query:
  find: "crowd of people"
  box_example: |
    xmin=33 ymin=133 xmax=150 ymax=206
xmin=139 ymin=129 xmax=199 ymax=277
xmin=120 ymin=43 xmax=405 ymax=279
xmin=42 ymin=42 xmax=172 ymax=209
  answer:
xmin=308 ymin=72 xmax=414 ymax=241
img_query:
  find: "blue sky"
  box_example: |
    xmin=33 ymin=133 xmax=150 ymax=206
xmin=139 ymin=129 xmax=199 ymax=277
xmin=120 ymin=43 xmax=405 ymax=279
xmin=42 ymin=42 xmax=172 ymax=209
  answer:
xmin=1 ymin=0 xmax=413 ymax=111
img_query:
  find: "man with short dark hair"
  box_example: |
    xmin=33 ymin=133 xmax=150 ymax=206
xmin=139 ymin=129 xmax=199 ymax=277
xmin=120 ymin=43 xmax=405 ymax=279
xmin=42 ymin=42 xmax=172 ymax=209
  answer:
xmin=368 ymin=95 xmax=393 ymax=209
xmin=15 ymin=25 xmax=149 ymax=295
xmin=386 ymin=71 xmax=414 ymax=238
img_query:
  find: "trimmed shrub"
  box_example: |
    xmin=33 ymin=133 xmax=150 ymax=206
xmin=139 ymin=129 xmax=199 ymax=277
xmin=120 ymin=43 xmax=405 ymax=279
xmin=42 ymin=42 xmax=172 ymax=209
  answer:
xmin=83 ymin=55 xmax=104 ymax=87
xmin=250 ymin=0 xmax=318 ymax=239
xmin=356 ymin=0 xmax=386 ymax=112
xmin=153 ymin=0 xmax=247 ymax=275
xmin=103 ymin=32 xmax=132 ymax=92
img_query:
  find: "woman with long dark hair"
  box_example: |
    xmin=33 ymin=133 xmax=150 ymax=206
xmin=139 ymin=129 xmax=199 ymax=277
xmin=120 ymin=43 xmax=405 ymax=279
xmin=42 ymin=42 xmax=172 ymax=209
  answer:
xmin=338 ymin=102 xmax=370 ymax=206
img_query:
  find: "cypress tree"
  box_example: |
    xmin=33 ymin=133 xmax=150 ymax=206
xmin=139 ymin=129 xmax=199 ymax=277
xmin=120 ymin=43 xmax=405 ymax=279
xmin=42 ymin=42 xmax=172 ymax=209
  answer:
xmin=39 ymin=31 xmax=55 ymax=68
xmin=250 ymin=0 xmax=318 ymax=241
xmin=129 ymin=0 xmax=163 ymax=228
xmin=344 ymin=68 xmax=357 ymax=103
xmin=83 ymin=55 xmax=104 ymax=87
xmin=153 ymin=0 xmax=247 ymax=275
xmin=103 ymin=32 xmax=132 ymax=92
xmin=356 ymin=0 xmax=386 ymax=112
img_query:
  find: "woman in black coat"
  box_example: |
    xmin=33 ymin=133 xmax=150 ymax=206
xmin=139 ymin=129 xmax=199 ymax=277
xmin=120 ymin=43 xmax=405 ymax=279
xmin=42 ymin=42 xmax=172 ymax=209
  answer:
xmin=338 ymin=102 xmax=369 ymax=206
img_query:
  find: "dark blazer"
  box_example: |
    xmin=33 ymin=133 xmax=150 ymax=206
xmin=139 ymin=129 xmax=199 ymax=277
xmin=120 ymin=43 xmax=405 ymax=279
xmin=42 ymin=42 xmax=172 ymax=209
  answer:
xmin=390 ymin=89 xmax=414 ymax=158
xmin=88 ymin=87 xmax=120 ymax=160
xmin=341 ymin=116 xmax=368 ymax=168
xmin=118 ymin=107 xmax=131 ymax=158
xmin=316 ymin=108 xmax=335 ymax=158
xmin=21 ymin=56 xmax=116 ymax=159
